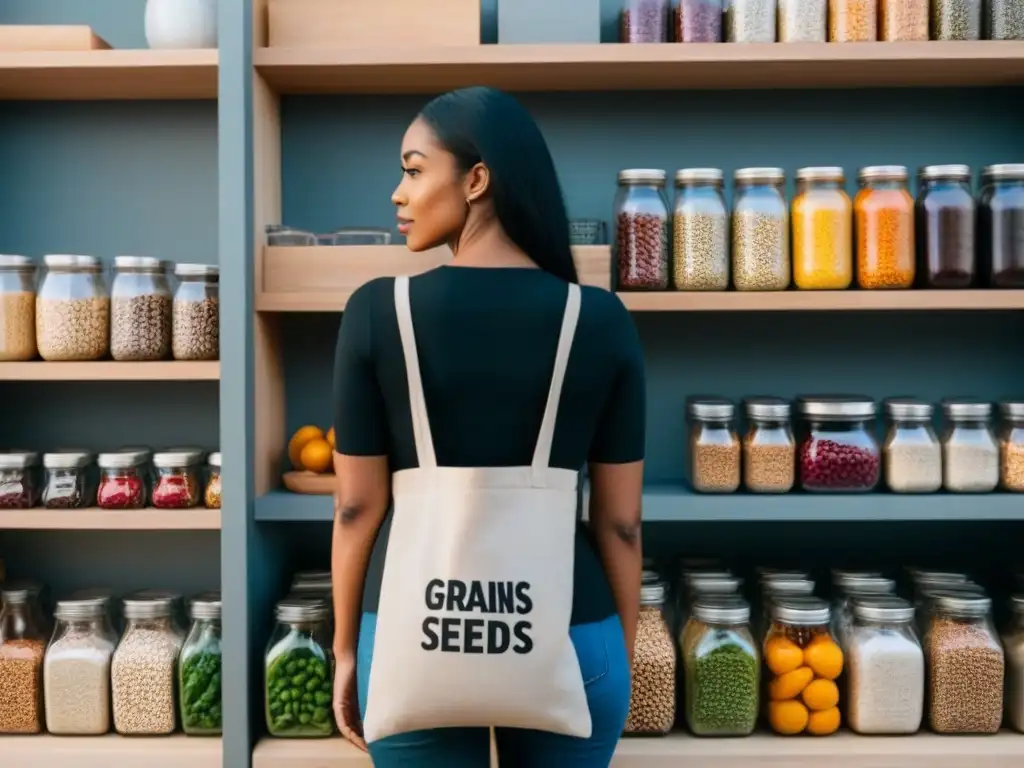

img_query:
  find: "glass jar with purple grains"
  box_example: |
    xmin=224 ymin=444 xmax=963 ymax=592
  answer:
xmin=797 ymin=396 xmax=881 ymax=492
xmin=673 ymin=0 xmax=723 ymax=41
xmin=621 ymin=0 xmax=671 ymax=41
xmin=615 ymin=169 xmax=670 ymax=291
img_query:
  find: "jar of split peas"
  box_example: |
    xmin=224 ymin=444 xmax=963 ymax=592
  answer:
xmin=855 ymin=165 xmax=915 ymax=289
xmin=763 ymin=597 xmax=843 ymax=736
xmin=792 ymin=167 xmax=852 ymax=290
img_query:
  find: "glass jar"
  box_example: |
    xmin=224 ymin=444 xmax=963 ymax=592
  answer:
xmin=110 ymin=255 xmax=171 ymax=361
xmin=675 ymin=569 xmax=734 ymax=632
xmin=683 ymin=599 xmax=759 ymax=736
xmin=777 ymin=0 xmax=826 ymax=41
xmin=792 ymin=167 xmax=853 ymax=290
xmin=932 ymin=0 xmax=982 ymax=39
xmin=69 ymin=588 xmax=120 ymax=636
xmin=829 ymin=0 xmax=877 ymax=40
xmin=673 ymin=0 xmax=723 ymax=40
xmin=625 ymin=583 xmax=676 ymax=735
xmin=879 ymin=0 xmax=928 ymax=39
xmin=855 ymin=166 xmax=915 ymax=289
xmin=672 ymin=168 xmax=728 ymax=291
xmin=941 ymin=399 xmax=998 ymax=492
xmin=0 ymin=254 xmax=36 ymax=362
xmin=979 ymin=164 xmax=1024 ymax=287
xmin=832 ymin=576 xmax=896 ymax=643
xmin=0 ymin=585 xmax=46 ymax=733
xmin=798 ymin=397 xmax=880 ymax=492
xmin=732 ymin=168 xmax=789 ymax=291
xmin=621 ymin=0 xmax=670 ymax=41
xmin=173 ymin=263 xmax=219 ymax=361
xmin=97 ymin=451 xmax=148 ymax=510
xmin=742 ymin=397 xmax=795 ymax=493
xmin=725 ymin=0 xmax=777 ymax=41
xmin=43 ymin=598 xmax=117 ymax=735
xmin=987 ymin=0 xmax=1024 ymax=38
xmin=615 ymin=169 xmax=670 ymax=291
xmin=0 ymin=450 xmax=40 ymax=508
xmin=883 ymin=398 xmax=942 ymax=493
xmin=763 ymin=598 xmax=843 ymax=736
xmin=205 ymin=451 xmax=222 ymax=508
xmin=1003 ymin=595 xmax=1024 ymax=732
xmin=36 ymin=254 xmax=109 ymax=361
xmin=42 ymin=450 xmax=94 ymax=509
xmin=1000 ymin=401 xmax=1024 ymax=492
xmin=112 ymin=597 xmax=182 ymax=735
xmin=126 ymin=589 xmax=188 ymax=639
xmin=846 ymin=598 xmax=924 ymax=735
xmin=917 ymin=165 xmax=976 ymax=288
xmin=180 ymin=592 xmax=222 ymax=735
xmin=152 ymin=449 xmax=203 ymax=508
xmin=688 ymin=397 xmax=740 ymax=493
xmin=927 ymin=593 xmax=1003 ymax=733
xmin=266 ymin=597 xmax=334 ymax=737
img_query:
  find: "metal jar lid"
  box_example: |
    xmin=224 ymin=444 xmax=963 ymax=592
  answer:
xmin=797 ymin=396 xmax=876 ymax=420
xmin=692 ymin=598 xmax=750 ymax=625
xmin=744 ymin=397 xmax=791 ymax=421
xmin=760 ymin=569 xmax=811 ymax=582
xmin=999 ymin=401 xmax=1024 ymax=420
xmin=771 ymin=596 xmax=830 ymax=625
xmin=123 ymin=597 xmax=174 ymax=619
xmin=764 ymin=579 xmax=816 ymax=598
xmin=54 ymin=599 xmax=106 ymax=620
xmin=910 ymin=568 xmax=968 ymax=584
xmin=858 ymin=165 xmax=909 ymax=182
xmin=687 ymin=397 xmax=735 ymax=421
xmin=208 ymin=451 xmax=222 ymax=469
xmin=841 ymin=577 xmax=897 ymax=596
xmin=934 ymin=592 xmax=991 ymax=617
xmin=175 ymin=263 xmax=219 ymax=279
xmin=1 ymin=584 xmax=31 ymax=603
xmin=853 ymin=597 xmax=915 ymax=623
xmin=675 ymin=168 xmax=724 ymax=185
xmin=920 ymin=164 xmax=972 ymax=181
xmin=640 ymin=582 xmax=667 ymax=606
xmin=920 ymin=583 xmax=986 ymax=601
xmin=98 ymin=451 xmax=149 ymax=469
xmin=884 ymin=398 xmax=934 ymax=421
xmin=43 ymin=451 xmax=93 ymax=470
xmin=617 ymin=169 xmax=666 ymax=186
xmin=734 ymin=167 xmax=785 ymax=184
xmin=68 ymin=588 xmax=114 ymax=607
xmin=0 ymin=254 xmax=34 ymax=270
xmin=796 ymin=166 xmax=844 ymax=183
xmin=681 ymin=569 xmax=733 ymax=587
xmin=114 ymin=255 xmax=165 ymax=272
xmin=153 ymin=450 xmax=203 ymax=468
xmin=831 ymin=568 xmax=882 ymax=582
xmin=126 ymin=588 xmax=182 ymax=606
xmin=941 ymin=398 xmax=992 ymax=420
xmin=276 ymin=597 xmax=330 ymax=623
xmin=0 ymin=450 xmax=40 ymax=470
xmin=190 ymin=591 xmax=222 ymax=620
xmin=43 ymin=254 xmax=101 ymax=271
xmin=689 ymin=575 xmax=743 ymax=596
xmin=641 ymin=569 xmax=661 ymax=585
xmin=982 ymin=164 xmax=1024 ymax=181
xmin=1010 ymin=594 xmax=1024 ymax=615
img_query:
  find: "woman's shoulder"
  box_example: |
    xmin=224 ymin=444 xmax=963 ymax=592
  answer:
xmin=578 ymin=285 xmax=636 ymax=339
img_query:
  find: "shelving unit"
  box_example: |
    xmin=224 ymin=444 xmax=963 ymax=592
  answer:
xmin=0 ymin=508 xmax=221 ymax=531
xmin=0 ymin=733 xmax=222 ymax=768
xmin=0 ymin=361 xmax=220 ymax=381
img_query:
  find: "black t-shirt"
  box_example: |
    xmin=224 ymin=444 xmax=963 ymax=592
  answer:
xmin=333 ymin=265 xmax=646 ymax=626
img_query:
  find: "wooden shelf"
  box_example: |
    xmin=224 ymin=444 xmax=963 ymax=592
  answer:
xmin=619 ymin=290 xmax=1024 ymax=312
xmin=0 ymin=508 xmax=221 ymax=531
xmin=255 ymin=42 xmax=1024 ymax=94
xmin=0 ymin=733 xmax=222 ymax=768
xmin=0 ymin=49 xmax=218 ymax=100
xmin=0 ymin=361 xmax=220 ymax=381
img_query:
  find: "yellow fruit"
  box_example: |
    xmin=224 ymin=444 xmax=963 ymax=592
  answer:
xmin=765 ymin=636 xmax=804 ymax=675
xmin=804 ymin=637 xmax=844 ymax=680
xmin=299 ymin=438 xmax=333 ymax=474
xmin=326 ymin=427 xmax=336 ymax=450
xmin=802 ymin=678 xmax=839 ymax=711
xmin=769 ymin=700 xmax=809 ymax=735
xmin=769 ymin=666 xmax=814 ymax=701
xmin=806 ymin=706 xmax=841 ymax=736
xmin=288 ymin=426 xmax=324 ymax=469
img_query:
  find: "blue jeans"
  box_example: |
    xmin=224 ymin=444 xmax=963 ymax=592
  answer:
xmin=357 ymin=612 xmax=631 ymax=768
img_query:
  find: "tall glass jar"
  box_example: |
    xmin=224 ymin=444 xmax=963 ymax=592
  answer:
xmin=777 ymin=0 xmax=826 ymax=41
xmin=798 ymin=396 xmax=880 ymax=492
xmin=0 ymin=254 xmax=36 ymax=362
xmin=625 ymin=583 xmax=676 ymax=735
xmin=1000 ymin=401 xmax=1024 ymax=492
xmin=44 ymin=598 xmax=117 ymax=735
xmin=615 ymin=169 xmax=670 ymax=291
xmin=173 ymin=263 xmax=219 ymax=361
xmin=927 ymin=593 xmax=1003 ymax=733
xmin=42 ymin=450 xmax=94 ymax=509
xmin=732 ymin=168 xmax=789 ymax=291
xmin=742 ymin=397 xmax=795 ymax=493
xmin=917 ymin=165 xmax=976 ymax=288
xmin=725 ymin=0 xmax=778 ymax=41
xmin=0 ymin=449 xmax=40 ymax=508
xmin=1003 ymin=595 xmax=1024 ymax=732
xmin=110 ymin=255 xmax=171 ymax=361
xmin=829 ymin=0 xmax=877 ymax=40
xmin=36 ymin=254 xmax=109 ymax=361
xmin=112 ymin=597 xmax=182 ymax=735
xmin=673 ymin=0 xmax=723 ymax=41
xmin=792 ymin=167 xmax=852 ymax=290
xmin=932 ymin=0 xmax=982 ymax=39
xmin=979 ymin=164 xmax=1024 ymax=287
xmin=205 ymin=451 xmax=222 ymax=508
xmin=266 ymin=597 xmax=334 ymax=737
xmin=180 ymin=592 xmax=222 ymax=735
xmin=0 ymin=585 xmax=46 ymax=733
xmin=621 ymin=0 xmax=670 ymax=41
xmin=855 ymin=166 xmax=915 ymax=289
xmin=97 ymin=451 xmax=148 ymax=510
xmin=672 ymin=168 xmax=728 ymax=291
xmin=879 ymin=0 xmax=928 ymax=39
xmin=987 ymin=0 xmax=1024 ymax=38
xmin=152 ymin=449 xmax=203 ymax=508
xmin=688 ymin=397 xmax=740 ymax=493
xmin=883 ymin=398 xmax=942 ymax=493
xmin=941 ymin=399 xmax=998 ymax=492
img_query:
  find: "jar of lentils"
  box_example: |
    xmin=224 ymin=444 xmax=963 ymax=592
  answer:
xmin=173 ymin=263 xmax=219 ymax=361
xmin=792 ymin=166 xmax=852 ymax=290
xmin=941 ymin=399 xmax=999 ymax=492
xmin=42 ymin=450 xmax=94 ymax=509
xmin=96 ymin=451 xmax=148 ymax=510
xmin=615 ymin=169 xmax=669 ymax=291
xmin=979 ymin=164 xmax=1024 ymax=287
xmin=0 ymin=450 xmax=40 ymax=508
xmin=917 ymin=165 xmax=976 ymax=288
xmin=205 ymin=451 xmax=222 ymax=508
xmin=855 ymin=166 xmax=915 ymax=289
xmin=879 ymin=0 xmax=928 ymax=39
xmin=0 ymin=254 xmax=36 ymax=362
xmin=110 ymin=256 xmax=171 ymax=361
xmin=672 ymin=168 xmax=728 ymax=291
xmin=0 ymin=585 xmax=47 ymax=734
xmin=828 ymin=0 xmax=878 ymax=40
xmin=688 ymin=397 xmax=740 ymax=493
xmin=673 ymin=0 xmax=723 ymax=41
xmin=152 ymin=449 xmax=203 ymax=508
xmin=742 ymin=397 xmax=795 ymax=493
xmin=883 ymin=398 xmax=942 ymax=493
xmin=932 ymin=0 xmax=982 ymax=39
xmin=725 ymin=0 xmax=777 ymax=41
xmin=621 ymin=0 xmax=670 ymax=41
xmin=732 ymin=168 xmax=789 ymax=291
xmin=986 ymin=0 xmax=1024 ymax=39
xmin=777 ymin=0 xmax=826 ymax=41
xmin=36 ymin=254 xmax=109 ymax=362
xmin=1000 ymin=401 xmax=1024 ymax=492
xmin=798 ymin=397 xmax=880 ymax=492
xmin=625 ymin=582 xmax=676 ymax=735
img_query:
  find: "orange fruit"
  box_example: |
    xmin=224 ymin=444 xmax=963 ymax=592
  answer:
xmin=802 ymin=678 xmax=839 ymax=711
xmin=299 ymin=438 xmax=333 ymax=474
xmin=326 ymin=427 xmax=336 ymax=450
xmin=765 ymin=636 xmax=804 ymax=675
xmin=288 ymin=426 xmax=324 ymax=469
xmin=806 ymin=706 xmax=841 ymax=736
xmin=769 ymin=700 xmax=809 ymax=735
xmin=769 ymin=666 xmax=814 ymax=701
xmin=804 ymin=637 xmax=844 ymax=680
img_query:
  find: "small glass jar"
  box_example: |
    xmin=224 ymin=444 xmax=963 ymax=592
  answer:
xmin=932 ymin=0 xmax=982 ymax=39
xmin=621 ymin=0 xmax=670 ymax=41
xmin=798 ymin=397 xmax=880 ymax=492
xmin=732 ymin=168 xmax=789 ymax=291
xmin=0 ymin=450 xmax=40 ymax=508
xmin=625 ymin=583 xmax=676 ymax=735
xmin=110 ymin=255 xmax=171 ymax=361
xmin=205 ymin=451 xmax=222 ymax=508
xmin=112 ymin=597 xmax=182 ymax=735
xmin=266 ymin=597 xmax=334 ymax=738
xmin=615 ymin=169 xmax=670 ymax=291
xmin=673 ymin=0 xmax=723 ymax=40
xmin=725 ymin=0 xmax=778 ymax=41
xmin=855 ymin=166 xmax=915 ymax=289
xmin=829 ymin=0 xmax=877 ymax=40
xmin=0 ymin=585 xmax=46 ymax=734
xmin=173 ymin=263 xmax=219 ymax=361
xmin=672 ymin=168 xmax=728 ymax=291
xmin=979 ymin=164 xmax=1024 ymax=287
xmin=941 ymin=399 xmax=998 ymax=492
xmin=42 ymin=450 xmax=94 ymax=509
xmin=97 ymin=451 xmax=148 ymax=510
xmin=792 ymin=167 xmax=853 ymax=290
xmin=883 ymin=398 xmax=942 ymax=493
xmin=927 ymin=593 xmax=1003 ymax=733
xmin=152 ymin=449 xmax=203 ymax=508
xmin=777 ymin=0 xmax=826 ymax=41
xmin=846 ymin=598 xmax=924 ymax=735
xmin=1000 ymin=401 xmax=1024 ymax=492
xmin=742 ymin=397 xmax=795 ymax=493
xmin=880 ymin=0 xmax=928 ymax=39
xmin=0 ymin=254 xmax=36 ymax=362
xmin=832 ymin=576 xmax=896 ymax=643
xmin=1003 ymin=595 xmax=1024 ymax=733
xmin=917 ymin=165 xmax=976 ymax=288
xmin=688 ymin=397 xmax=740 ymax=493
xmin=44 ymin=599 xmax=117 ymax=735
xmin=36 ymin=254 xmax=109 ymax=362
xmin=987 ymin=0 xmax=1024 ymax=38
xmin=180 ymin=592 xmax=223 ymax=735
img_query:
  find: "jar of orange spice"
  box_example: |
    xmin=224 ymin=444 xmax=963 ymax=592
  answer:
xmin=855 ymin=166 xmax=915 ymax=289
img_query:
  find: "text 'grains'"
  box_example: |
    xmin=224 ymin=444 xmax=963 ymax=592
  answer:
xmin=112 ymin=294 xmax=171 ymax=361
xmin=112 ymin=626 xmax=181 ymax=734
xmin=880 ymin=0 xmax=928 ymax=40
xmin=673 ymin=211 xmax=728 ymax=290
xmin=885 ymin=443 xmax=942 ymax=493
xmin=622 ymin=0 xmax=669 ymax=41
xmin=36 ymin=297 xmax=109 ymax=361
xmin=932 ymin=0 xmax=983 ymax=39
xmin=732 ymin=211 xmax=789 ymax=291
xmin=846 ymin=631 xmax=924 ymax=733
xmin=0 ymin=292 xmax=36 ymax=361
xmin=44 ymin=630 xmax=115 ymax=734
xmin=725 ymin=0 xmax=777 ymax=41
xmin=943 ymin=443 xmax=999 ymax=492
xmin=743 ymin=441 xmax=795 ymax=493
xmin=625 ymin=607 xmax=677 ymax=734
xmin=173 ymin=297 xmax=219 ymax=360
xmin=778 ymin=0 xmax=827 ymax=41
xmin=928 ymin=617 xmax=1003 ymax=733
xmin=617 ymin=212 xmax=669 ymax=290
xmin=1003 ymin=440 xmax=1024 ymax=491
xmin=829 ymin=0 xmax=878 ymax=40
xmin=0 ymin=639 xmax=45 ymax=733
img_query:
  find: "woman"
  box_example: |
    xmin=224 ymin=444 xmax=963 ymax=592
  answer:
xmin=331 ymin=86 xmax=645 ymax=767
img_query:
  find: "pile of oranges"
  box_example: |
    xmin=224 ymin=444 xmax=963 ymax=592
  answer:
xmin=288 ymin=425 xmax=335 ymax=474
xmin=764 ymin=630 xmax=844 ymax=736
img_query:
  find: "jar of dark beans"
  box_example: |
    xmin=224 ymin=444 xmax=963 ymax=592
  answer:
xmin=797 ymin=396 xmax=880 ymax=492
xmin=0 ymin=450 xmax=40 ymax=508
xmin=917 ymin=165 xmax=976 ymax=288
xmin=96 ymin=451 xmax=149 ymax=510
xmin=621 ymin=0 xmax=670 ymax=41
xmin=152 ymin=450 xmax=203 ymax=509
xmin=979 ymin=164 xmax=1024 ymax=288
xmin=42 ymin=451 xmax=94 ymax=509
xmin=615 ymin=169 xmax=670 ymax=291
xmin=673 ymin=0 xmax=723 ymax=41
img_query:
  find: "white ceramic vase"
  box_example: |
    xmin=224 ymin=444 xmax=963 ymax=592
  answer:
xmin=145 ymin=0 xmax=218 ymax=49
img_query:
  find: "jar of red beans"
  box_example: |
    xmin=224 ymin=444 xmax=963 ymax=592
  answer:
xmin=615 ymin=169 xmax=670 ymax=291
xmin=151 ymin=449 xmax=203 ymax=509
xmin=205 ymin=452 xmax=222 ymax=509
xmin=42 ymin=451 xmax=94 ymax=509
xmin=0 ymin=450 xmax=40 ymax=508
xmin=97 ymin=451 xmax=148 ymax=510
xmin=797 ymin=396 xmax=880 ymax=492
xmin=917 ymin=165 xmax=976 ymax=289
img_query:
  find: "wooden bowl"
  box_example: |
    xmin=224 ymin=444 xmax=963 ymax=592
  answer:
xmin=282 ymin=471 xmax=336 ymax=495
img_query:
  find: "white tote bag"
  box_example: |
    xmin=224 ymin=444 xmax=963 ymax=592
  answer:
xmin=362 ymin=276 xmax=591 ymax=743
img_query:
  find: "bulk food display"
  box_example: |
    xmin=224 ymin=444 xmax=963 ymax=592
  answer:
xmin=829 ymin=0 xmax=878 ymax=41
xmin=620 ymin=0 xmax=670 ymax=42
xmin=0 ymin=585 xmax=46 ymax=734
xmin=725 ymin=0 xmax=777 ymax=42
xmin=179 ymin=592 xmax=223 ymax=735
xmin=625 ymin=582 xmax=676 ymax=735
xmin=880 ymin=0 xmax=929 ymax=40
xmin=110 ymin=256 xmax=172 ymax=362
xmin=42 ymin=451 xmax=94 ymax=509
xmin=1001 ymin=402 xmax=1024 ymax=492
xmin=172 ymin=263 xmax=219 ymax=361
xmin=0 ymin=450 xmax=40 ymax=508
xmin=932 ymin=0 xmax=983 ymax=39
xmin=855 ymin=165 xmax=916 ymax=289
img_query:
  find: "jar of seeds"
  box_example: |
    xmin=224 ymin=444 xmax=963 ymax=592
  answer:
xmin=932 ymin=0 xmax=982 ymax=39
xmin=673 ymin=0 xmax=723 ymax=41
xmin=625 ymin=582 xmax=676 ymax=735
xmin=0 ymin=450 xmax=40 ymax=509
xmin=0 ymin=254 xmax=36 ymax=362
xmin=42 ymin=451 xmax=94 ymax=509
xmin=883 ymin=398 xmax=942 ymax=493
xmin=725 ymin=0 xmax=777 ymax=41
xmin=1002 ymin=595 xmax=1024 ymax=732
xmin=111 ymin=256 xmax=171 ymax=361
xmin=615 ymin=170 xmax=669 ymax=291
xmin=205 ymin=451 xmax=222 ymax=508
xmin=792 ymin=167 xmax=852 ymax=290
xmin=880 ymin=0 xmax=928 ymax=39
xmin=987 ymin=0 xmax=1024 ymax=39
xmin=941 ymin=399 xmax=998 ymax=492
xmin=829 ymin=0 xmax=878 ymax=40
xmin=777 ymin=0 xmax=826 ymax=40
xmin=917 ymin=165 xmax=976 ymax=288
xmin=173 ymin=263 xmax=219 ymax=360
xmin=1000 ymin=401 xmax=1024 ymax=492
xmin=36 ymin=254 xmax=109 ymax=362
xmin=732 ymin=168 xmax=789 ymax=291
xmin=621 ymin=0 xmax=670 ymax=41
xmin=688 ymin=397 xmax=740 ymax=493
xmin=743 ymin=397 xmax=795 ymax=493
xmin=0 ymin=585 xmax=46 ymax=734
xmin=672 ymin=168 xmax=728 ymax=291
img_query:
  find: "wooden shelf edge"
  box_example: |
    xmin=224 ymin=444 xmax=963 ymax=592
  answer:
xmin=0 ymin=508 xmax=221 ymax=531
xmin=618 ymin=289 xmax=1024 ymax=312
xmin=0 ymin=733 xmax=222 ymax=768
xmin=0 ymin=361 xmax=220 ymax=381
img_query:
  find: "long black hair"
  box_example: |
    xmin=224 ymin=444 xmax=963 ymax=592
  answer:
xmin=418 ymin=87 xmax=578 ymax=284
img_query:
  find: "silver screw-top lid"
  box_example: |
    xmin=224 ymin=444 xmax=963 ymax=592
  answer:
xmin=771 ymin=596 xmax=831 ymax=626
xmin=692 ymin=598 xmax=750 ymax=625
xmin=208 ymin=452 xmax=222 ymax=469
xmin=982 ymin=164 xmax=1024 ymax=180
xmin=43 ymin=254 xmax=101 ymax=271
xmin=1 ymin=583 xmax=31 ymax=603
xmin=797 ymin=396 xmax=876 ymax=420
xmin=190 ymin=591 xmax=222 ymax=620
xmin=837 ymin=575 xmax=896 ymax=595
xmin=853 ymin=597 xmax=915 ymax=623
xmin=999 ymin=401 xmax=1024 ymax=420
xmin=689 ymin=575 xmax=743 ymax=596
xmin=796 ymin=166 xmax=844 ymax=183
xmin=640 ymin=582 xmax=667 ymax=606
xmin=859 ymin=165 xmax=909 ymax=182
xmin=942 ymin=398 xmax=992 ymax=421
xmin=675 ymin=168 xmax=724 ymax=185
xmin=43 ymin=451 xmax=94 ymax=470
xmin=125 ymin=589 xmax=182 ymax=610
xmin=934 ymin=592 xmax=991 ymax=618
xmin=687 ymin=397 xmax=735 ymax=421
xmin=175 ymin=263 xmax=219 ymax=278
xmin=98 ymin=451 xmax=149 ymax=469
xmin=831 ymin=568 xmax=883 ymax=582
xmin=123 ymin=597 xmax=174 ymax=619
xmin=617 ymin=169 xmax=666 ymax=185
xmin=760 ymin=569 xmax=811 ymax=583
xmin=1009 ymin=594 xmax=1024 ymax=615
xmin=912 ymin=570 xmax=969 ymax=585
xmin=276 ymin=597 xmax=330 ymax=623
xmin=0 ymin=254 xmax=34 ymax=270
xmin=68 ymin=588 xmax=114 ymax=607
xmin=54 ymin=599 xmax=106 ymax=620
xmin=681 ymin=569 xmax=733 ymax=588
xmin=641 ymin=569 xmax=661 ymax=585
xmin=114 ymin=255 xmax=165 ymax=271
xmin=744 ymin=397 xmax=791 ymax=421
xmin=734 ymin=167 xmax=785 ymax=184
xmin=920 ymin=164 xmax=972 ymax=181
xmin=153 ymin=450 xmax=203 ymax=468
xmin=920 ymin=583 xmax=986 ymax=601
xmin=0 ymin=450 xmax=40 ymax=470
xmin=884 ymin=398 xmax=934 ymax=421
xmin=764 ymin=579 xmax=816 ymax=597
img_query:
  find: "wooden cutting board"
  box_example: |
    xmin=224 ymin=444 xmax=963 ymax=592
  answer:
xmin=0 ymin=25 xmax=111 ymax=51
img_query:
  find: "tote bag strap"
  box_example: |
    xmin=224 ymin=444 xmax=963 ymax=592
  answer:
xmin=394 ymin=276 xmax=437 ymax=469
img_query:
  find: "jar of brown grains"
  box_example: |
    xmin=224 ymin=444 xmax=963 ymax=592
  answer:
xmin=743 ymin=397 xmax=795 ymax=493
xmin=36 ymin=254 xmax=109 ymax=362
xmin=615 ymin=169 xmax=670 ymax=291
xmin=0 ymin=254 xmax=37 ymax=362
xmin=173 ymin=264 xmax=219 ymax=361
xmin=688 ymin=397 xmax=740 ymax=493
xmin=625 ymin=582 xmax=676 ymax=735
xmin=672 ymin=168 xmax=728 ymax=291
xmin=999 ymin=400 xmax=1024 ymax=492
xmin=0 ymin=584 xmax=47 ymax=734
